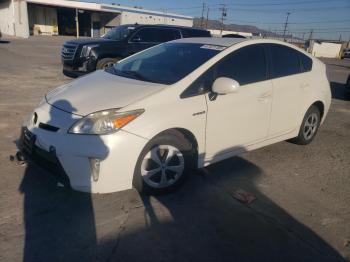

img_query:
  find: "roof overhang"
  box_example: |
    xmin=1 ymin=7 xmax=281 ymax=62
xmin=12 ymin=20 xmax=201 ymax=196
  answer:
xmin=26 ymin=0 xmax=193 ymax=20
xmin=27 ymin=0 xmax=121 ymax=13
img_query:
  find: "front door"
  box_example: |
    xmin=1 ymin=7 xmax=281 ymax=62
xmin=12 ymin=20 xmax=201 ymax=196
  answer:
xmin=129 ymin=28 xmax=157 ymax=55
xmin=205 ymin=44 xmax=273 ymax=159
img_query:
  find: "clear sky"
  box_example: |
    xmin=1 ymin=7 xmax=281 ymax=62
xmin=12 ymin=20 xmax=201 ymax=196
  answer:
xmin=83 ymin=0 xmax=350 ymax=40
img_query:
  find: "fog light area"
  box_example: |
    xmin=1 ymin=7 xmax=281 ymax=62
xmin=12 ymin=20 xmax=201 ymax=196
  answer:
xmin=90 ymin=158 xmax=100 ymax=182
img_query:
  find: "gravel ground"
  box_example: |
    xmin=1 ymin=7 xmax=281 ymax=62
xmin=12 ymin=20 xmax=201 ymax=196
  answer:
xmin=0 ymin=36 xmax=349 ymax=262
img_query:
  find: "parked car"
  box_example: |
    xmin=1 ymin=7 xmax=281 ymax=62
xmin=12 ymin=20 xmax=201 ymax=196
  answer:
xmin=222 ymin=33 xmax=246 ymax=38
xmin=345 ymin=74 xmax=350 ymax=94
xmin=61 ymin=24 xmax=211 ymax=77
xmin=341 ymin=48 xmax=350 ymax=59
xmin=21 ymin=38 xmax=331 ymax=194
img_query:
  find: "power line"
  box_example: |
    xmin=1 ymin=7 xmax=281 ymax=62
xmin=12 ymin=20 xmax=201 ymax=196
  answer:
xmin=227 ymin=6 xmax=350 ymax=13
xmin=156 ymin=0 xmax=346 ymax=10
xmin=222 ymin=0 xmax=346 ymax=7
xmin=225 ymin=18 xmax=350 ymax=25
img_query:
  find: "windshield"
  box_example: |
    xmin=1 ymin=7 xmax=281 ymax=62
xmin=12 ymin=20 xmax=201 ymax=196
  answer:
xmin=102 ymin=25 xmax=136 ymax=40
xmin=109 ymin=43 xmax=224 ymax=85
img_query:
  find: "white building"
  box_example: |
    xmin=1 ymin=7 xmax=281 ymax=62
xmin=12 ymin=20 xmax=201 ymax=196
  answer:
xmin=0 ymin=0 xmax=193 ymax=38
xmin=307 ymin=40 xmax=342 ymax=58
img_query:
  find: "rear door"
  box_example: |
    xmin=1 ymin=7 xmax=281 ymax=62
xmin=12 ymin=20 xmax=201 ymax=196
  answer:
xmin=267 ymin=44 xmax=305 ymax=136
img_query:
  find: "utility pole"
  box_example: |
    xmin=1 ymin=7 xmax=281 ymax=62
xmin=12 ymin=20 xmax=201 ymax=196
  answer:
xmin=339 ymin=34 xmax=342 ymax=42
xmin=200 ymin=2 xmax=206 ymax=28
xmin=308 ymin=29 xmax=313 ymax=40
xmin=282 ymin=12 xmax=290 ymax=41
xmin=75 ymin=9 xmax=79 ymax=38
xmin=163 ymin=9 xmax=168 ymax=24
xmin=205 ymin=7 xmax=210 ymax=29
xmin=219 ymin=4 xmax=227 ymax=36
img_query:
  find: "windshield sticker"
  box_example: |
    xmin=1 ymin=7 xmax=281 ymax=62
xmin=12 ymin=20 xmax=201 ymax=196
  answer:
xmin=200 ymin=44 xmax=226 ymax=51
xmin=127 ymin=27 xmax=135 ymax=30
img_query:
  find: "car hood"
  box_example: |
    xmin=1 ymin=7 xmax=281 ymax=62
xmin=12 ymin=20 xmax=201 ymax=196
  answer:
xmin=65 ymin=38 xmax=117 ymax=46
xmin=46 ymin=70 xmax=165 ymax=116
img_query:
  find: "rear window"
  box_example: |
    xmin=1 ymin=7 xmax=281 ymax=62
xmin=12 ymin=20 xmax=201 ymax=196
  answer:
xmin=269 ymin=44 xmax=301 ymax=78
xmin=155 ymin=28 xmax=181 ymax=42
xmin=182 ymin=29 xmax=211 ymax=38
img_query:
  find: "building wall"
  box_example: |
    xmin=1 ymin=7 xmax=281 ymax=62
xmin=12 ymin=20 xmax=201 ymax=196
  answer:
xmin=0 ymin=0 xmax=14 ymax=36
xmin=120 ymin=11 xmax=193 ymax=27
xmin=310 ymin=41 xmax=342 ymax=58
xmin=0 ymin=0 xmax=29 ymax=37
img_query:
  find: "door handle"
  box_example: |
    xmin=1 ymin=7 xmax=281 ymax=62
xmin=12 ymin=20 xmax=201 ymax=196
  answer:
xmin=258 ymin=92 xmax=271 ymax=102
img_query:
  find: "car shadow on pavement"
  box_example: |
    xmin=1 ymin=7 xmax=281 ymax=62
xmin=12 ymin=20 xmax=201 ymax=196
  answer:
xmin=18 ymin=100 xmax=108 ymax=262
xmin=103 ymin=155 xmax=345 ymax=262
xmin=330 ymin=81 xmax=350 ymax=101
xmin=18 ymin=140 xmax=345 ymax=261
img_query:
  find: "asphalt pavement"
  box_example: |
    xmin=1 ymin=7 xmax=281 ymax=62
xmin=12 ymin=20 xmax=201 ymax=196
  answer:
xmin=0 ymin=36 xmax=349 ymax=262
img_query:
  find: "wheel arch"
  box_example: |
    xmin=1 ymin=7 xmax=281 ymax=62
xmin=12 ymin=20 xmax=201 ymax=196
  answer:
xmin=312 ymin=100 xmax=325 ymax=120
xmin=151 ymin=128 xmax=199 ymax=169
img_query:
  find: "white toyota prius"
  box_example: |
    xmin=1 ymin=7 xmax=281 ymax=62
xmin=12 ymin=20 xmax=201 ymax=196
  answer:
xmin=20 ymin=37 xmax=331 ymax=194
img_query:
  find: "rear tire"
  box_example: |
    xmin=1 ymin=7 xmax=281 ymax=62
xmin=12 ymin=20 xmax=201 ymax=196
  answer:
xmin=133 ymin=131 xmax=194 ymax=195
xmin=96 ymin=58 xmax=120 ymax=70
xmin=291 ymin=105 xmax=321 ymax=145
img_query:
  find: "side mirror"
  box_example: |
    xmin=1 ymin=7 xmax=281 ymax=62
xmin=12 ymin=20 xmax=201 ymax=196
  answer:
xmin=212 ymin=77 xmax=240 ymax=95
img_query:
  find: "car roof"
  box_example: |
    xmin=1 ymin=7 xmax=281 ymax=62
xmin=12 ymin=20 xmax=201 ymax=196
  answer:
xmin=171 ymin=37 xmax=248 ymax=47
xmin=122 ymin=24 xmax=208 ymax=31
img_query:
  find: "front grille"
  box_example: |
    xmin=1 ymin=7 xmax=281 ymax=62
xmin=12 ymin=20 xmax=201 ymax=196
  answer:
xmin=20 ymin=127 xmax=71 ymax=187
xmin=61 ymin=43 xmax=78 ymax=60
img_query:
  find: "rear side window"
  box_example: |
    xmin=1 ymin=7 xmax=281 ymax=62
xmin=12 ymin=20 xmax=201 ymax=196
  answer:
xmin=182 ymin=29 xmax=211 ymax=38
xmin=216 ymin=44 xmax=267 ymax=85
xmin=155 ymin=29 xmax=181 ymax=42
xmin=299 ymin=53 xmax=313 ymax=72
xmin=269 ymin=44 xmax=301 ymax=78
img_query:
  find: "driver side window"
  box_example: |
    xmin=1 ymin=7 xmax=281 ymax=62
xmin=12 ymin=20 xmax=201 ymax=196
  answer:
xmin=180 ymin=67 xmax=215 ymax=98
xmin=131 ymin=28 xmax=156 ymax=42
xmin=181 ymin=44 xmax=267 ymax=98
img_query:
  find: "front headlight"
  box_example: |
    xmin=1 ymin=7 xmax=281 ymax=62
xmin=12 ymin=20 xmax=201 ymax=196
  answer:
xmin=68 ymin=109 xmax=144 ymax=135
xmin=80 ymin=45 xmax=98 ymax=58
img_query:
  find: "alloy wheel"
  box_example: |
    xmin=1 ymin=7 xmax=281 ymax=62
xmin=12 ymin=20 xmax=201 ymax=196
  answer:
xmin=141 ymin=145 xmax=185 ymax=189
xmin=303 ymin=113 xmax=319 ymax=140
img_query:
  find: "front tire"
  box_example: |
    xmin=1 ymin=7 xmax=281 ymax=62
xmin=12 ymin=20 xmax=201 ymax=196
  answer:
xmin=133 ymin=132 xmax=194 ymax=195
xmin=291 ymin=105 xmax=321 ymax=145
xmin=96 ymin=57 xmax=120 ymax=70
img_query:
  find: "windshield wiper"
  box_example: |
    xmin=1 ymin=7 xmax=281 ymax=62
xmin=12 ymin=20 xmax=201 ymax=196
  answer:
xmin=121 ymin=70 xmax=155 ymax=83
